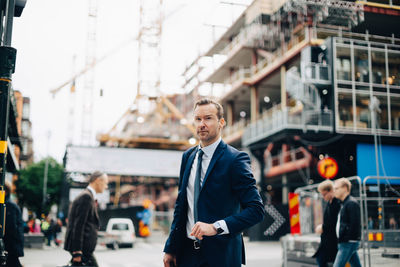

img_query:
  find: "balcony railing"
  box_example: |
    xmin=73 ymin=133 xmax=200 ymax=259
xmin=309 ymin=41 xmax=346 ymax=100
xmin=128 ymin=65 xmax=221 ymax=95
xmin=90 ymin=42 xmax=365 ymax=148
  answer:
xmin=222 ymin=26 xmax=310 ymax=89
xmin=223 ymin=119 xmax=248 ymax=138
xmin=242 ymin=108 xmax=333 ymax=146
xmin=265 ymin=147 xmax=311 ymax=171
xmin=218 ymin=26 xmax=400 ymax=98
xmin=220 ymin=23 xmax=270 ymax=57
xmin=301 ymin=62 xmax=331 ymax=84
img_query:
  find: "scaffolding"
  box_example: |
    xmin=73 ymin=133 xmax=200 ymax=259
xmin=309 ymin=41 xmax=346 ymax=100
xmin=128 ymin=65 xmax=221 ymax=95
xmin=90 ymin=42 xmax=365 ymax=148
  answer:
xmin=81 ymin=0 xmax=99 ymax=145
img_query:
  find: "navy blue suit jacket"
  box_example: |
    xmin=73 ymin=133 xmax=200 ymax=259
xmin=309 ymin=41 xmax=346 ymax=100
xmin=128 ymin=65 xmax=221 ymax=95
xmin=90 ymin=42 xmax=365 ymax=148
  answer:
xmin=164 ymin=141 xmax=265 ymax=267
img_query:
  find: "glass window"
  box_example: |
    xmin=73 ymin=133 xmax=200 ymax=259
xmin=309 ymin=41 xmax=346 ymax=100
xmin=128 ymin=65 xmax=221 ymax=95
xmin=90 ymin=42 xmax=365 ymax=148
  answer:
xmin=21 ymin=121 xmax=29 ymax=135
xmin=354 ymin=48 xmax=369 ymax=83
xmin=112 ymin=223 xmax=129 ymax=231
xmin=355 ymin=93 xmax=371 ymax=129
xmin=391 ymin=96 xmax=400 ymax=131
xmin=388 ymin=51 xmax=400 ymax=89
xmin=338 ymin=92 xmax=353 ymax=127
xmin=22 ymin=103 xmax=30 ymax=119
xmin=22 ymin=139 xmax=28 ymax=155
xmin=371 ymin=50 xmax=386 ymax=85
xmin=374 ymin=95 xmax=389 ymax=130
xmin=336 ymin=46 xmax=351 ymax=81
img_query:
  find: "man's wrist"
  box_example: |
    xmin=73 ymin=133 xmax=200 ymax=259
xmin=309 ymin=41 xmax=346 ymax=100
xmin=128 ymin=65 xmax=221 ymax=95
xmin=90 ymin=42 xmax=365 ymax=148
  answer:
xmin=213 ymin=221 xmax=224 ymax=235
xmin=72 ymin=251 xmax=83 ymax=258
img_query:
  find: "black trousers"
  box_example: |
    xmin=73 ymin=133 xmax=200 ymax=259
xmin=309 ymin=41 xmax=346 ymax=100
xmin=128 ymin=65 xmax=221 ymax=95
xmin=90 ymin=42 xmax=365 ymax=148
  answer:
xmin=70 ymin=252 xmax=98 ymax=267
xmin=177 ymin=237 xmax=209 ymax=267
xmin=316 ymin=249 xmax=334 ymax=267
xmin=6 ymin=256 xmax=22 ymax=267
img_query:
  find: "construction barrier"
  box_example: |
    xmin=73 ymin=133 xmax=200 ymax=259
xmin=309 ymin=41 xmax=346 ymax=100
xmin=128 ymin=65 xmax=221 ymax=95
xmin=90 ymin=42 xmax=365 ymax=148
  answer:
xmin=282 ymin=176 xmax=400 ymax=267
xmin=362 ymin=176 xmax=400 ymax=266
xmin=288 ymin=193 xmax=301 ymax=235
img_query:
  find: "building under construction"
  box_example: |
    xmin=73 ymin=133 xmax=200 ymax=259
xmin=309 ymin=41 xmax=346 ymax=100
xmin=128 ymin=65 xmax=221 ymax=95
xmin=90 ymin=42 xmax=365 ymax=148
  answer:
xmin=62 ymin=0 xmax=400 ymax=240
xmin=181 ymin=0 xmax=400 ymax=240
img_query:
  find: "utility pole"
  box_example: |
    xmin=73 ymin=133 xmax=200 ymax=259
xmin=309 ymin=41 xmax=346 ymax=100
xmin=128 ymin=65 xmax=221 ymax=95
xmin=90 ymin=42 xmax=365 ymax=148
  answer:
xmin=42 ymin=131 xmax=51 ymax=215
xmin=0 ymin=0 xmax=26 ymax=265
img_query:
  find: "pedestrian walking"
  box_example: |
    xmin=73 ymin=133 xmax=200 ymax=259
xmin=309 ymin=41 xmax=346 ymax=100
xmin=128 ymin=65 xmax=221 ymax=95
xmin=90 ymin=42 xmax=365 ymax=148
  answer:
xmin=163 ymin=98 xmax=265 ymax=267
xmin=64 ymin=171 xmax=108 ymax=267
xmin=41 ymin=216 xmax=52 ymax=246
xmin=33 ymin=218 xmax=41 ymax=233
xmin=313 ymin=180 xmax=341 ymax=267
xmin=333 ymin=178 xmax=361 ymax=267
xmin=4 ymin=181 xmax=24 ymax=267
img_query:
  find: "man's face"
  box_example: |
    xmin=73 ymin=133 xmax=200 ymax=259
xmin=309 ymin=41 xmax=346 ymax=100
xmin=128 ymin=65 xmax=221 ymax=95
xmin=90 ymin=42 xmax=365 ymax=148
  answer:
xmin=194 ymin=104 xmax=225 ymax=147
xmin=320 ymin=189 xmax=333 ymax=202
xmin=95 ymin=174 xmax=109 ymax=194
xmin=333 ymin=182 xmax=346 ymax=200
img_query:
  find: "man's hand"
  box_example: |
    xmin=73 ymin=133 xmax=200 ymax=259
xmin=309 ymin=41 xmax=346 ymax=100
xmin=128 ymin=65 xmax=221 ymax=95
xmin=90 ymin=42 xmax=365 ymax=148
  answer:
xmin=163 ymin=253 xmax=176 ymax=267
xmin=190 ymin=222 xmax=217 ymax=240
xmin=72 ymin=251 xmax=82 ymax=263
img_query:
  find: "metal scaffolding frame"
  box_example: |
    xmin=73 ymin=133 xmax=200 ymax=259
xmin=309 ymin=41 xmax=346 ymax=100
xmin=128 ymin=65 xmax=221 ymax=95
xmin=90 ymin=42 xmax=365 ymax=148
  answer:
xmin=81 ymin=0 xmax=99 ymax=145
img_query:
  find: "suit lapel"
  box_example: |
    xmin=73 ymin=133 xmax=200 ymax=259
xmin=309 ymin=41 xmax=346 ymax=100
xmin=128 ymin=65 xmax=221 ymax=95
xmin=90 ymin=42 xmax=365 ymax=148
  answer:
xmin=201 ymin=141 xmax=226 ymax=191
xmin=181 ymin=147 xmax=198 ymax=190
xmin=86 ymin=189 xmax=99 ymax=222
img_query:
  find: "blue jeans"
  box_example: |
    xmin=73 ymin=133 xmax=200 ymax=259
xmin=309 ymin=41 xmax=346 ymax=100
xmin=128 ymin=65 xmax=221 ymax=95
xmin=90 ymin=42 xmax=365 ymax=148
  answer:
xmin=333 ymin=242 xmax=361 ymax=267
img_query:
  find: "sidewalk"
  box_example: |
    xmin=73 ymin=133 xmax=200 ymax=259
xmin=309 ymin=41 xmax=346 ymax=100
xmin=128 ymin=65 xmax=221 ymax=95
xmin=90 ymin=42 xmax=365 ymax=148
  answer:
xmin=20 ymin=231 xmax=282 ymax=267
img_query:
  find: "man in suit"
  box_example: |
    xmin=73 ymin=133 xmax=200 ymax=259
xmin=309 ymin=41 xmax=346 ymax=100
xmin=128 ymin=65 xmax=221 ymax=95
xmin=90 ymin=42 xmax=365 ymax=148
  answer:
xmin=333 ymin=178 xmax=361 ymax=267
xmin=64 ymin=171 xmax=108 ymax=267
xmin=313 ymin=180 xmax=341 ymax=267
xmin=163 ymin=98 xmax=265 ymax=267
xmin=4 ymin=181 xmax=24 ymax=267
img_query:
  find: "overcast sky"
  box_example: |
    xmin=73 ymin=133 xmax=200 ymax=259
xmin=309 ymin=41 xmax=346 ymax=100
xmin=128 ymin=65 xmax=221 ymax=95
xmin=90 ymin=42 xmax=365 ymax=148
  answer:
xmin=11 ymin=0 xmax=250 ymax=162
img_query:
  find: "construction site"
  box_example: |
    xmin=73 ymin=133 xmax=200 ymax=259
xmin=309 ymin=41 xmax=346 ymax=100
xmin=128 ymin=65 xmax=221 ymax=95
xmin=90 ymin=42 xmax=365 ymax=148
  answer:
xmin=56 ymin=0 xmax=400 ymax=236
xmin=2 ymin=0 xmax=400 ymax=266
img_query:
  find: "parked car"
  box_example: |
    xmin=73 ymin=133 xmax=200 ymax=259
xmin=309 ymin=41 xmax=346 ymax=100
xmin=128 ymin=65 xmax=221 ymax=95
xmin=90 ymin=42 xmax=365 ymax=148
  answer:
xmin=100 ymin=218 xmax=135 ymax=249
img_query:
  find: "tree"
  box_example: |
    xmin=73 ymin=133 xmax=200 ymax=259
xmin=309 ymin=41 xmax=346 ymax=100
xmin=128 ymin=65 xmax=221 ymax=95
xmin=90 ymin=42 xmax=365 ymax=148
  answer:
xmin=16 ymin=157 xmax=64 ymax=216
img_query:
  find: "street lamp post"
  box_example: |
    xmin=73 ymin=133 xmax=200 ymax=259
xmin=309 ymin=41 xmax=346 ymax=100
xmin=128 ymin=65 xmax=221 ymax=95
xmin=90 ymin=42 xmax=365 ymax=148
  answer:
xmin=42 ymin=131 xmax=51 ymax=215
xmin=0 ymin=1 xmax=27 ymax=265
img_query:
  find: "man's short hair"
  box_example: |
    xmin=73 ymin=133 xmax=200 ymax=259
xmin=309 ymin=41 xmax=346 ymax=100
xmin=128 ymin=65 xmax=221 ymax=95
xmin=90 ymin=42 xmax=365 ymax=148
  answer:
xmin=194 ymin=98 xmax=224 ymax=119
xmin=335 ymin=178 xmax=351 ymax=192
xmin=318 ymin=180 xmax=334 ymax=193
xmin=4 ymin=180 xmax=11 ymax=196
xmin=88 ymin=171 xmax=105 ymax=183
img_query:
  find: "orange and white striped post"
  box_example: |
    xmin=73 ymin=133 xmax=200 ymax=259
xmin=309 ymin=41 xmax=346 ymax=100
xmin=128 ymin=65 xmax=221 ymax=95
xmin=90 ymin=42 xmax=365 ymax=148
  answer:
xmin=288 ymin=192 xmax=301 ymax=235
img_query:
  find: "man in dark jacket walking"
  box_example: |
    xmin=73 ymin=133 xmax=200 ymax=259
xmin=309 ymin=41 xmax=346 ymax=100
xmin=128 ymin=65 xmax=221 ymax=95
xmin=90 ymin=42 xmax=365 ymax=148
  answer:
xmin=313 ymin=180 xmax=341 ymax=267
xmin=333 ymin=178 xmax=361 ymax=267
xmin=4 ymin=181 xmax=24 ymax=267
xmin=64 ymin=171 xmax=108 ymax=267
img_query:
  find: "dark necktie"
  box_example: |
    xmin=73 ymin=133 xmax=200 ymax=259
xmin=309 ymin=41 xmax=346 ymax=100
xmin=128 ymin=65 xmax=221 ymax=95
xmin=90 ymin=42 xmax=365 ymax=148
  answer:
xmin=193 ymin=149 xmax=204 ymax=222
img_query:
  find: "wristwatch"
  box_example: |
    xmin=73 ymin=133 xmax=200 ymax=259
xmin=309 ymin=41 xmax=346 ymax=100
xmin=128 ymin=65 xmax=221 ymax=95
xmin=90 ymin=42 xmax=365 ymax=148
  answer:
xmin=213 ymin=221 xmax=224 ymax=235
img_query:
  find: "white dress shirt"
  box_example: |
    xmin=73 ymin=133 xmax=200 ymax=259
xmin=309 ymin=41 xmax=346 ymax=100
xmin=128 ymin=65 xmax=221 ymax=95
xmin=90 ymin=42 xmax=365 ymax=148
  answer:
xmin=87 ymin=185 xmax=97 ymax=200
xmin=186 ymin=137 xmax=229 ymax=239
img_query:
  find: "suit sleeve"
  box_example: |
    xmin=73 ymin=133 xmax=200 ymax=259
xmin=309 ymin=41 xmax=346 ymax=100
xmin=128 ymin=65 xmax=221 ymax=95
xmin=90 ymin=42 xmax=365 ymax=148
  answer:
xmin=323 ymin=200 xmax=340 ymax=234
xmin=164 ymin=152 xmax=187 ymax=254
xmin=70 ymin=194 xmax=92 ymax=251
xmin=16 ymin=204 xmax=24 ymax=256
xmin=343 ymin=201 xmax=360 ymax=241
xmin=224 ymin=151 xmax=265 ymax=235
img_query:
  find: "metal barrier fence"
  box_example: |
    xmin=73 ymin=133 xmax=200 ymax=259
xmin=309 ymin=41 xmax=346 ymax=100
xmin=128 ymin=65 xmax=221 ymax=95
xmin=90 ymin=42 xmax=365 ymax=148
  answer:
xmin=151 ymin=210 xmax=174 ymax=234
xmin=290 ymin=176 xmax=400 ymax=267
xmin=294 ymin=176 xmax=367 ymax=264
xmin=362 ymin=176 xmax=400 ymax=267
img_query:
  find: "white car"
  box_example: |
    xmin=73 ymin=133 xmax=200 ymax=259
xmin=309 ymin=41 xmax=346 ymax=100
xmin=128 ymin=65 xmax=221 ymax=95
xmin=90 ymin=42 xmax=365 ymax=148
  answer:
xmin=104 ymin=218 xmax=135 ymax=249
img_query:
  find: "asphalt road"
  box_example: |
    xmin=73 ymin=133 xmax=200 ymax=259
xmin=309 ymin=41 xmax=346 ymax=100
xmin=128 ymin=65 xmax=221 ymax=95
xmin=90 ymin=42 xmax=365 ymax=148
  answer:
xmin=20 ymin=231 xmax=282 ymax=267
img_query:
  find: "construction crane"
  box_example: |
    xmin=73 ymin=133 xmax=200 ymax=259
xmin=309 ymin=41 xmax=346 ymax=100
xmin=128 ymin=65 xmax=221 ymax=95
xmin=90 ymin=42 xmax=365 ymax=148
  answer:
xmin=49 ymin=1 xmax=193 ymax=149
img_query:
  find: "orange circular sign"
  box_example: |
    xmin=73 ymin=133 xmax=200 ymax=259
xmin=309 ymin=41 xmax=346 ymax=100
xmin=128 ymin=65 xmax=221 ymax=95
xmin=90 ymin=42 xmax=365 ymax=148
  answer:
xmin=317 ymin=157 xmax=338 ymax=179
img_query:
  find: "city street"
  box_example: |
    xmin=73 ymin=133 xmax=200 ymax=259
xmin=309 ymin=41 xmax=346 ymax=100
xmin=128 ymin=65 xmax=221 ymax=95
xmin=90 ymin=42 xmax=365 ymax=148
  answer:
xmin=21 ymin=232 xmax=282 ymax=267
